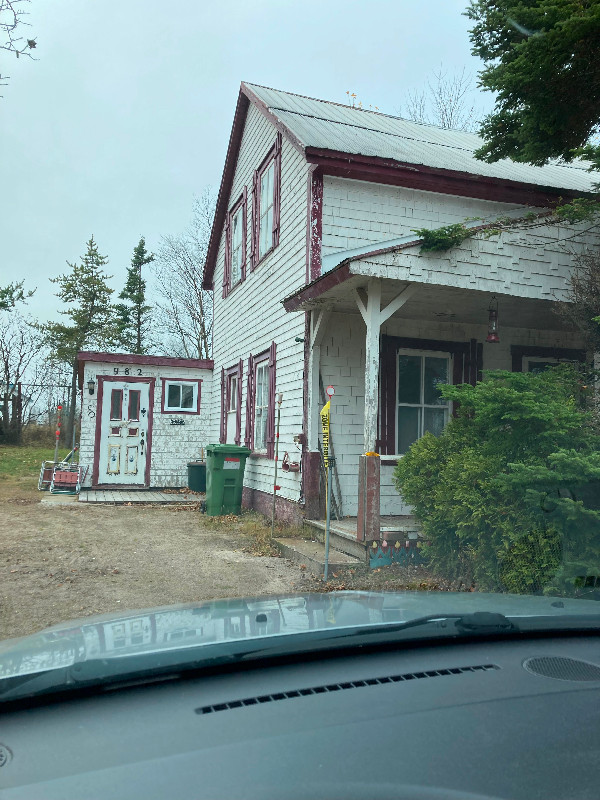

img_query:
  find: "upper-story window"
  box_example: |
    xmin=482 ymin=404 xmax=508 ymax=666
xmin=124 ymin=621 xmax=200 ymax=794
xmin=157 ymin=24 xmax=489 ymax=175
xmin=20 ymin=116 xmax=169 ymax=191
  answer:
xmin=251 ymin=133 xmax=282 ymax=270
xmin=223 ymin=190 xmax=247 ymax=298
xmin=231 ymin=206 xmax=244 ymax=285
xmin=258 ymin=160 xmax=275 ymax=259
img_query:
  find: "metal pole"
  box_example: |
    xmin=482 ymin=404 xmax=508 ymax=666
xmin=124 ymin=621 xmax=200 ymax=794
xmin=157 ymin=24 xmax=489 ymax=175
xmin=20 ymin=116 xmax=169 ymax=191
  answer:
xmin=324 ymin=456 xmax=334 ymax=582
xmin=271 ymin=392 xmax=283 ymax=540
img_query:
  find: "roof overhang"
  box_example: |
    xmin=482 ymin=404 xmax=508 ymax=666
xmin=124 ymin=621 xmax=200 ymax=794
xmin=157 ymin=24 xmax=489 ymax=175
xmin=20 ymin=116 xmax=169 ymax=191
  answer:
xmin=305 ymin=148 xmax=588 ymax=208
xmin=77 ymin=351 xmax=214 ymax=389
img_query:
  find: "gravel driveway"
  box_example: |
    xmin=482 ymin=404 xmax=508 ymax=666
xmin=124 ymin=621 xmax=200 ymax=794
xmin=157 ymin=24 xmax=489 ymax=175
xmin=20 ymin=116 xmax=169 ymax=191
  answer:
xmin=0 ymin=495 xmax=304 ymax=641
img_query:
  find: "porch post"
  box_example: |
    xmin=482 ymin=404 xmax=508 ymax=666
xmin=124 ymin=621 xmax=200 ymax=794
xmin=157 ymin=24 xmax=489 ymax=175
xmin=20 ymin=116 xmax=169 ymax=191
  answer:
xmin=357 ymin=279 xmax=382 ymax=541
xmin=304 ymin=307 xmax=329 ymax=519
xmin=354 ymin=281 xmax=418 ymax=542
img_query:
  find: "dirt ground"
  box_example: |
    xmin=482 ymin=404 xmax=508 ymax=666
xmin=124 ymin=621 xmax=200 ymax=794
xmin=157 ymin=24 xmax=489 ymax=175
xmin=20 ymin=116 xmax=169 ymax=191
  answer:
xmin=0 ymin=485 xmax=309 ymax=641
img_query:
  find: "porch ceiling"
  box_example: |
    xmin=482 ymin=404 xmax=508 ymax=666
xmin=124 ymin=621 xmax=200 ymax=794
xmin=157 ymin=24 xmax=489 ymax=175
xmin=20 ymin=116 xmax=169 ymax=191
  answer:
xmin=283 ymin=268 xmax=573 ymax=332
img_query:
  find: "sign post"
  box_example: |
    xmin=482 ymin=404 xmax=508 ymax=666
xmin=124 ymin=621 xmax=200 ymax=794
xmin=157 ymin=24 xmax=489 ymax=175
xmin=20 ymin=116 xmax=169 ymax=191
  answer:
xmin=322 ymin=386 xmax=335 ymax=581
xmin=53 ymin=404 xmax=63 ymax=464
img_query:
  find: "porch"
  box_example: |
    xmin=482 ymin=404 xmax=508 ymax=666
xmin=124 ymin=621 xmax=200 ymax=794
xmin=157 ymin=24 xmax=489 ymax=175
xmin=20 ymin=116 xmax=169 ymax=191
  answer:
xmin=284 ymin=224 xmax=591 ymax=542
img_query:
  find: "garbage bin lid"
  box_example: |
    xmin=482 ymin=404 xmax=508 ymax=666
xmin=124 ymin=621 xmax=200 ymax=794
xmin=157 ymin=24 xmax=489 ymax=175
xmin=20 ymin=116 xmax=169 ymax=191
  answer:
xmin=187 ymin=461 xmax=206 ymax=466
xmin=206 ymin=444 xmax=252 ymax=455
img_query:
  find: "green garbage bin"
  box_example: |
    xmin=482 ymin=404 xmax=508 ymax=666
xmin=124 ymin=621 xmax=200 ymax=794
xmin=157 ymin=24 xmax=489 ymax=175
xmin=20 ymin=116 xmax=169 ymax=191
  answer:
xmin=205 ymin=444 xmax=251 ymax=516
xmin=187 ymin=461 xmax=207 ymax=493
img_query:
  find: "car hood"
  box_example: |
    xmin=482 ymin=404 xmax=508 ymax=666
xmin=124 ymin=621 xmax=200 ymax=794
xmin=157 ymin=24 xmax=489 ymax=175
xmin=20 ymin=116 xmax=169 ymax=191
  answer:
xmin=1 ymin=590 xmax=599 ymax=682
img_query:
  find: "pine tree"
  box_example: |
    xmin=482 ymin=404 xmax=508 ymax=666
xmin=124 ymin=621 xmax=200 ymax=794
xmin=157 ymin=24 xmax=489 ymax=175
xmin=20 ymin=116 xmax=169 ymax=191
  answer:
xmin=114 ymin=238 xmax=154 ymax=354
xmin=43 ymin=236 xmax=114 ymax=446
xmin=465 ymin=1 xmax=600 ymax=170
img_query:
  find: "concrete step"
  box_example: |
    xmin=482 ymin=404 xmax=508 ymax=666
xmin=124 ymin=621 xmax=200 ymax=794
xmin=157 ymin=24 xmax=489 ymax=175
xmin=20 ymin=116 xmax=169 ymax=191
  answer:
xmin=273 ymin=537 xmax=361 ymax=577
xmin=303 ymin=521 xmax=369 ymax=562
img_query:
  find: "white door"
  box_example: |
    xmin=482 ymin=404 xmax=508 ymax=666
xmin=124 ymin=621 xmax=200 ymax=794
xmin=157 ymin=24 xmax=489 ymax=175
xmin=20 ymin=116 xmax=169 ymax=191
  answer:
xmin=98 ymin=381 xmax=150 ymax=485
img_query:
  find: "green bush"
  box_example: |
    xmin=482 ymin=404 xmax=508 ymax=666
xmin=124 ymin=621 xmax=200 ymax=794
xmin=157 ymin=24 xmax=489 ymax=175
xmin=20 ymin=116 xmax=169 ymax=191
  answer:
xmin=393 ymin=367 xmax=600 ymax=594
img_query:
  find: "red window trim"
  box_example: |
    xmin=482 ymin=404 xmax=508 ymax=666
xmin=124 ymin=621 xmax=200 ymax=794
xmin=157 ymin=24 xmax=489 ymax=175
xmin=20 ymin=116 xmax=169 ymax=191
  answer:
xmin=510 ymin=344 xmax=586 ymax=372
xmin=223 ymin=189 xmax=247 ymax=298
xmin=379 ymin=336 xmax=480 ymax=456
xmin=247 ymin=343 xmax=276 ymax=458
xmin=220 ymin=362 xmax=243 ymax=445
xmin=160 ymin=378 xmax=202 ymax=415
xmin=250 ymin=133 xmax=282 ymax=271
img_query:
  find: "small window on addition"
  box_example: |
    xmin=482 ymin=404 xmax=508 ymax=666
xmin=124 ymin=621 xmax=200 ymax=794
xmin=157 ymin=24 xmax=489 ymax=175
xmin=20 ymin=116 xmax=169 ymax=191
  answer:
xmin=163 ymin=380 xmax=199 ymax=413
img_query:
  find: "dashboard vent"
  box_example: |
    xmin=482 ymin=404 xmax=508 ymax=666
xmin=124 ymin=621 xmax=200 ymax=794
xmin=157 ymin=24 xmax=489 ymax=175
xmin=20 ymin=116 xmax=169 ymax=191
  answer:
xmin=195 ymin=663 xmax=499 ymax=716
xmin=524 ymin=656 xmax=600 ymax=682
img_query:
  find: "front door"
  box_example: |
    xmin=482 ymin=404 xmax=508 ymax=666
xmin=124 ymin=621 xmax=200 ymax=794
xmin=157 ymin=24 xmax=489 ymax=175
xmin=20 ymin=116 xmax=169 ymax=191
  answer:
xmin=97 ymin=380 xmax=151 ymax=485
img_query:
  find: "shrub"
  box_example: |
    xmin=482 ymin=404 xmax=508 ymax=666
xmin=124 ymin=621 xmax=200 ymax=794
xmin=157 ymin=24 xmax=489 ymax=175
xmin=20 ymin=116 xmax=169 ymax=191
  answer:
xmin=393 ymin=366 xmax=600 ymax=594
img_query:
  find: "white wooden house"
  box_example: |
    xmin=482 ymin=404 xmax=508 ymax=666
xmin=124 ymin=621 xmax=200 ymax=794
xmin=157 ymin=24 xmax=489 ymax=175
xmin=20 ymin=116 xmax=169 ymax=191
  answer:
xmin=78 ymin=353 xmax=213 ymax=488
xmin=203 ymin=83 xmax=597 ymax=539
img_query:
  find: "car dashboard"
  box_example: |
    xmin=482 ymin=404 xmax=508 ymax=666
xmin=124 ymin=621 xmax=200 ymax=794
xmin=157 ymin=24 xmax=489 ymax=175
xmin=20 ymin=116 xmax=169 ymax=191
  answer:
xmin=1 ymin=634 xmax=600 ymax=799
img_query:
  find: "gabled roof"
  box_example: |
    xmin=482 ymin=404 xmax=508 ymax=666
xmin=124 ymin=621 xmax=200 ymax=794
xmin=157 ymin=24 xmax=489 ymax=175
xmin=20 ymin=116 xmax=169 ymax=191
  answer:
xmin=203 ymin=82 xmax=595 ymax=290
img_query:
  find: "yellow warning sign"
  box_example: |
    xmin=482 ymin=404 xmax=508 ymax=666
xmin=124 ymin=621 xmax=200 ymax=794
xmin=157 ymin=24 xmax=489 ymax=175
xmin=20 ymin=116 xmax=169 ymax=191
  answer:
xmin=320 ymin=400 xmax=330 ymax=469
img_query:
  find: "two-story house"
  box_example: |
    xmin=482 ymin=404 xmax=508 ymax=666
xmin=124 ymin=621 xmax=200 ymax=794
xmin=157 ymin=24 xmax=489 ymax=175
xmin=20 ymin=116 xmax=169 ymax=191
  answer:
xmin=203 ymin=82 xmax=597 ymax=543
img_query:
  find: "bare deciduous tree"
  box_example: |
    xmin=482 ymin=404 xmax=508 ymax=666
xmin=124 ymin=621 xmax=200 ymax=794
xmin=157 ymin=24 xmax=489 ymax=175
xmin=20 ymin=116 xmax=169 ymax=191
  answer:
xmin=0 ymin=311 xmax=47 ymax=442
xmin=1 ymin=0 xmax=37 ymax=92
xmin=152 ymin=189 xmax=215 ymax=360
xmin=400 ymin=67 xmax=480 ymax=132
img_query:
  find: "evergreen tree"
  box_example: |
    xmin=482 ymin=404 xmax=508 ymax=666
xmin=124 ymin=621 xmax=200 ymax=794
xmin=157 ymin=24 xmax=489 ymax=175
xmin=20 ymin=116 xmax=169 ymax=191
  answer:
xmin=114 ymin=237 xmax=154 ymax=354
xmin=465 ymin=0 xmax=600 ymax=170
xmin=43 ymin=236 xmax=114 ymax=446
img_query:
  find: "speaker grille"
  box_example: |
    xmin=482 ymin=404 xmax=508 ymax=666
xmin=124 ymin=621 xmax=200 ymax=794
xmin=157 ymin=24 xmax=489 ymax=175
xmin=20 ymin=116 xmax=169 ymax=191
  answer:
xmin=524 ymin=656 xmax=600 ymax=682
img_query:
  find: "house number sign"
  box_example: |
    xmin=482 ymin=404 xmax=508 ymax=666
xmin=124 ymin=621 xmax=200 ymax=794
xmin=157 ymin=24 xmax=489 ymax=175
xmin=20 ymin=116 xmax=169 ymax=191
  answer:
xmin=113 ymin=367 xmax=145 ymax=376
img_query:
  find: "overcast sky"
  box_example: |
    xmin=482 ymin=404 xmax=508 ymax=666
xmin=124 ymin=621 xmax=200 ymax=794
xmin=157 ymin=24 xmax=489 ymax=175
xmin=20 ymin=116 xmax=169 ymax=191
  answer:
xmin=0 ymin=0 xmax=491 ymax=322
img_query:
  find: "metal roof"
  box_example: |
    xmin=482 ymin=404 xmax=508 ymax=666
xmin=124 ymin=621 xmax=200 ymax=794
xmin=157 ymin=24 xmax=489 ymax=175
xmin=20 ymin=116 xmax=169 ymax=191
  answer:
xmin=245 ymin=83 xmax=595 ymax=193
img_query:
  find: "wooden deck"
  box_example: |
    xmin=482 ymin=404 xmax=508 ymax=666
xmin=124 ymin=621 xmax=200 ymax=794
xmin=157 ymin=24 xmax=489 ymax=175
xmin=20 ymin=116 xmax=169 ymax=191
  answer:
xmin=78 ymin=490 xmax=204 ymax=504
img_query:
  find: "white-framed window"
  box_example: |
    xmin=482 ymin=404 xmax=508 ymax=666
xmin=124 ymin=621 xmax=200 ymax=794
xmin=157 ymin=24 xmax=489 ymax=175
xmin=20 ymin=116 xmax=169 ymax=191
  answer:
xmin=163 ymin=380 xmax=198 ymax=413
xmin=258 ymin=160 xmax=275 ymax=259
xmin=226 ymin=373 xmax=238 ymax=444
xmin=253 ymin=361 xmax=269 ymax=452
xmin=396 ymin=350 xmax=451 ymax=454
xmin=524 ymin=357 xmax=560 ymax=374
xmin=231 ymin=205 xmax=244 ymax=286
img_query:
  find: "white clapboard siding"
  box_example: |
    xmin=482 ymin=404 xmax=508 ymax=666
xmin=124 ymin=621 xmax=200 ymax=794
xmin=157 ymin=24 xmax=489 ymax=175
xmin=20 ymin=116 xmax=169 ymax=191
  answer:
xmin=210 ymin=104 xmax=310 ymax=506
xmin=79 ymin=361 xmax=212 ymax=488
xmin=322 ymin=177 xmax=525 ymax=260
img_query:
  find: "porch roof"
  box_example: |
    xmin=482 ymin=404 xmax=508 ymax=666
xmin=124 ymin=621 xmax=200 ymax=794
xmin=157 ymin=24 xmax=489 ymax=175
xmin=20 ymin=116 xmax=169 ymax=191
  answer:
xmin=282 ymin=228 xmax=579 ymax=333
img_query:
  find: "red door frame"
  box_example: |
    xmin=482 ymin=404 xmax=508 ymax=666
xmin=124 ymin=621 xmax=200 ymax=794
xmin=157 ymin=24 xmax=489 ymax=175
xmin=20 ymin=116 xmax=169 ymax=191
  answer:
xmin=92 ymin=375 xmax=156 ymax=487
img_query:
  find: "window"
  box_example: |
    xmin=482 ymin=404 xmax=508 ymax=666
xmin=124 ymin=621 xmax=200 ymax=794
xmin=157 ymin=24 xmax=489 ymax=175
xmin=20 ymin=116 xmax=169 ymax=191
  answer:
xmin=128 ymin=390 xmax=140 ymax=421
xmin=245 ymin=343 xmax=276 ymax=457
xmin=110 ymin=389 xmax=123 ymax=420
xmin=223 ymin=191 xmax=247 ymax=297
xmin=396 ymin=351 xmax=450 ymax=454
xmin=251 ymin=134 xmax=281 ymax=269
xmin=231 ymin=206 xmax=244 ymax=285
xmin=254 ymin=362 xmax=269 ymax=452
xmin=220 ymin=362 xmax=243 ymax=444
xmin=259 ymin=161 xmax=275 ymax=259
xmin=161 ymin=379 xmax=200 ymax=414
xmin=525 ymin=357 xmax=559 ymax=374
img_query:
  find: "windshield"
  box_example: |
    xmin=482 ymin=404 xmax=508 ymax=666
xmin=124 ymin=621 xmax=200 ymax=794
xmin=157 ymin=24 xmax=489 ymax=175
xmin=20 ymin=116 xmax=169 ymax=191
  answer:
xmin=1 ymin=0 xmax=599 ymax=693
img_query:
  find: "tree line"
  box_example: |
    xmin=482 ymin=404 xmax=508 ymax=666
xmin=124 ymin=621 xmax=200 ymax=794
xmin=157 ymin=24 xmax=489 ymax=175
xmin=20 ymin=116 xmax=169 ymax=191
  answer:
xmin=1 ymin=193 xmax=215 ymax=446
